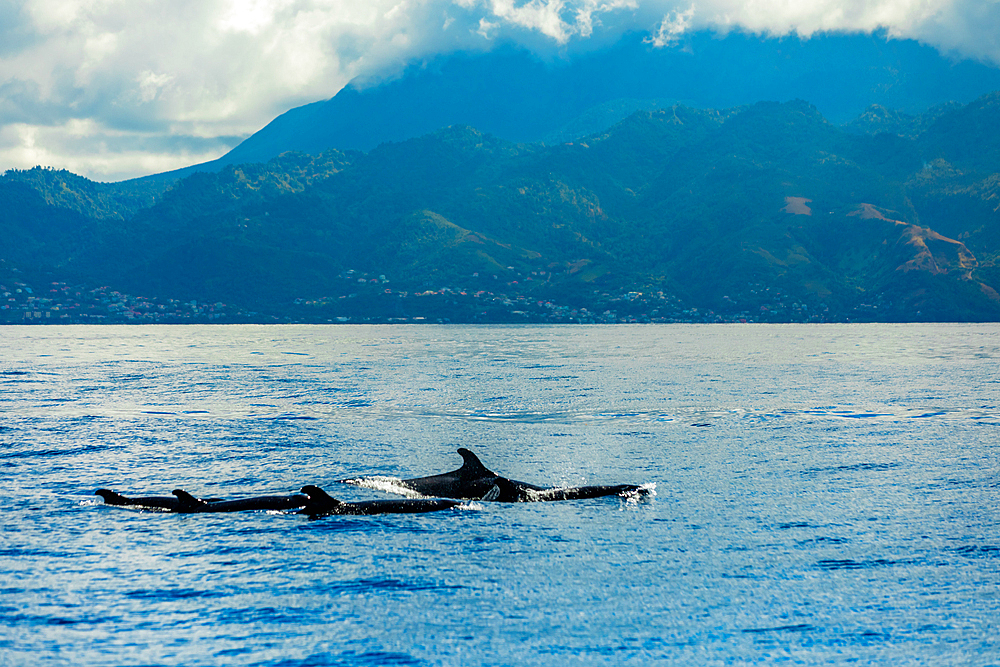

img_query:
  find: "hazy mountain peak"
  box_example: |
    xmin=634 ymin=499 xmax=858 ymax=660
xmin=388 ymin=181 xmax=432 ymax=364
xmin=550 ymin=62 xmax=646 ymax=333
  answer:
xmin=140 ymin=31 xmax=1000 ymax=184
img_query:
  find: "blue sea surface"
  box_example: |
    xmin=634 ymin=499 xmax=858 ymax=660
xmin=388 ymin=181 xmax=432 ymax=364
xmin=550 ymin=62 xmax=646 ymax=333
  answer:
xmin=1 ymin=324 xmax=998 ymax=665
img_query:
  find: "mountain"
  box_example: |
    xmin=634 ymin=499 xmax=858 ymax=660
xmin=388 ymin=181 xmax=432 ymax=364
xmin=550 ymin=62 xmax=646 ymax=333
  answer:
xmin=3 ymin=93 xmax=999 ymax=323
xmin=917 ymin=91 xmax=1000 ymax=172
xmin=842 ymin=102 xmax=961 ymax=138
xmin=147 ymin=31 xmax=1000 ymax=182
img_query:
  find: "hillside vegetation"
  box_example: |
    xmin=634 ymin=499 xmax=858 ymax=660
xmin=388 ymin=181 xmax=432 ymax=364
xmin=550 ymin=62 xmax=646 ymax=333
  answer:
xmin=2 ymin=94 xmax=1000 ymax=323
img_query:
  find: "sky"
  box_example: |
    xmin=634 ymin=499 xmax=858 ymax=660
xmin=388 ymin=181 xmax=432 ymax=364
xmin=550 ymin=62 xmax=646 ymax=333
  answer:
xmin=1 ymin=0 xmax=999 ymax=182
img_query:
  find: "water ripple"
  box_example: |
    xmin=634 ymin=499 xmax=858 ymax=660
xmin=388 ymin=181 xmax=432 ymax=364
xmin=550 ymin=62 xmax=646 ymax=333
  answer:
xmin=2 ymin=324 xmax=998 ymax=667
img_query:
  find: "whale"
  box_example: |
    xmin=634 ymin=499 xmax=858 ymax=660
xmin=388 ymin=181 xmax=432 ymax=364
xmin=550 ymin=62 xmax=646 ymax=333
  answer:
xmin=95 ymin=488 xmax=224 ymax=510
xmin=298 ymin=485 xmax=461 ymax=517
xmin=171 ymin=489 xmax=310 ymax=513
xmin=338 ymin=448 xmax=650 ymax=502
xmin=97 ymin=487 xmax=461 ymax=516
xmin=171 ymin=486 xmax=460 ymax=516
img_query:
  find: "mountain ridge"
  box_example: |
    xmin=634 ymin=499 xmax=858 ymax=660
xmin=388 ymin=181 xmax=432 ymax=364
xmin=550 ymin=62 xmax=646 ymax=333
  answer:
xmin=3 ymin=93 xmax=1000 ymax=323
xmin=138 ymin=31 xmax=1000 ymax=183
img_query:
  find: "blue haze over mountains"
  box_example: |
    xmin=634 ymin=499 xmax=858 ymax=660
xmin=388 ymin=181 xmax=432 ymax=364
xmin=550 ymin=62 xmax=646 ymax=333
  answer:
xmin=160 ymin=31 xmax=1000 ymax=179
xmin=3 ymin=31 xmax=1000 ymax=324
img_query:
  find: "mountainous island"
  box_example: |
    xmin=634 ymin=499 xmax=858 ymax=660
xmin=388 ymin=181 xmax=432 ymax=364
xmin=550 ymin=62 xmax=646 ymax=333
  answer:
xmin=2 ymin=35 xmax=1000 ymax=324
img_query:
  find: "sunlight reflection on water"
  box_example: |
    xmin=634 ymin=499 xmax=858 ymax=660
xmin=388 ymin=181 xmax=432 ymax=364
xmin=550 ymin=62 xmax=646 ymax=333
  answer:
xmin=2 ymin=324 xmax=998 ymax=665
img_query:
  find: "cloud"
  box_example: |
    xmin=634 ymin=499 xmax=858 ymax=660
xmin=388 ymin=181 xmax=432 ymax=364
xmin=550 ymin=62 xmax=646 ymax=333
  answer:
xmin=1 ymin=0 xmax=998 ymax=181
xmin=646 ymin=4 xmax=693 ymax=46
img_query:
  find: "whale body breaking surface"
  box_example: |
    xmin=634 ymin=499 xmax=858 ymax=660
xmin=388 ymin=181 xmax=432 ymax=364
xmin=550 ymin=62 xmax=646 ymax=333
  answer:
xmin=95 ymin=448 xmax=652 ymax=517
xmin=95 ymin=486 xmax=461 ymax=516
xmin=339 ymin=448 xmax=654 ymax=502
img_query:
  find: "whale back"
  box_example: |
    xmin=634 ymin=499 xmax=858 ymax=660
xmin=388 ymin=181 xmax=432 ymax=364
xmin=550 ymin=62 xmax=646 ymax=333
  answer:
xmin=396 ymin=448 xmax=501 ymax=499
xmin=172 ymin=489 xmax=209 ymax=512
xmin=338 ymin=448 xmax=647 ymax=503
xmin=96 ymin=488 xmax=187 ymax=509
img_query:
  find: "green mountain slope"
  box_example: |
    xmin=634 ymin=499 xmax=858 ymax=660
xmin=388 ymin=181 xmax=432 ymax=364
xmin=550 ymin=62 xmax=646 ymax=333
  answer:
xmin=3 ymin=95 xmax=999 ymax=323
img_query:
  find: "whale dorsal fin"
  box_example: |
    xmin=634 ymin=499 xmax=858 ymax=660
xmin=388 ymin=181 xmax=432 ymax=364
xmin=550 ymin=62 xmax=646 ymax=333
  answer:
xmin=301 ymin=485 xmax=342 ymax=506
xmin=457 ymin=448 xmax=495 ymax=479
xmin=172 ymin=489 xmax=207 ymax=510
xmin=95 ymin=489 xmax=128 ymax=505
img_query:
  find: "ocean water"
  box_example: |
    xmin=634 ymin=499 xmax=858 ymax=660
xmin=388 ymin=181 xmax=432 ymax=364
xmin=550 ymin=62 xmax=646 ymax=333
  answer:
xmin=1 ymin=323 xmax=998 ymax=666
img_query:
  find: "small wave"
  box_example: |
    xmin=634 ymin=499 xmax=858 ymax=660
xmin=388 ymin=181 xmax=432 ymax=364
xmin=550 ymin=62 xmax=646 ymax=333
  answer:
xmin=465 ymin=411 xmax=573 ymax=423
xmin=627 ymin=483 xmax=656 ymax=499
xmin=375 ymin=405 xmax=999 ymax=426
xmin=802 ymin=462 xmax=901 ymax=476
xmin=107 ymin=374 xmax=152 ymax=383
xmin=216 ymin=607 xmax=305 ymax=627
xmin=0 ymin=443 xmax=112 ymax=461
xmin=0 ymin=547 xmax=52 ymax=557
xmin=952 ymin=545 xmax=1000 ymax=559
xmin=126 ymin=588 xmax=226 ymax=601
xmin=339 ymin=399 xmax=373 ymax=408
xmin=613 ymin=483 xmax=657 ymax=508
xmin=797 ymin=536 xmax=850 ymax=546
xmin=742 ymin=624 xmax=814 ymax=634
xmin=776 ymin=521 xmax=814 ymax=530
xmin=817 ymin=558 xmax=910 ymax=571
xmin=324 ymin=578 xmax=464 ymax=595
xmin=0 ymin=375 xmax=43 ymax=384
xmin=254 ymin=413 xmax=319 ymax=421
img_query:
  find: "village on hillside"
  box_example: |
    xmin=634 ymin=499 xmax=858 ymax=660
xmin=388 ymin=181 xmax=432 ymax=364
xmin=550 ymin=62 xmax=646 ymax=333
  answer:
xmin=1 ymin=262 xmax=842 ymax=325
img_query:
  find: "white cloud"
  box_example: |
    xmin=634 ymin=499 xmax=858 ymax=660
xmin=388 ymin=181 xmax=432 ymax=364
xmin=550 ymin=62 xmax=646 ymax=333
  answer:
xmin=687 ymin=0 xmax=952 ymax=38
xmin=1 ymin=0 xmax=998 ymax=181
xmin=0 ymin=119 xmax=237 ymax=181
xmin=137 ymin=70 xmax=174 ymax=104
xmin=477 ymin=17 xmax=500 ymax=39
xmin=647 ymin=4 xmax=693 ymax=46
